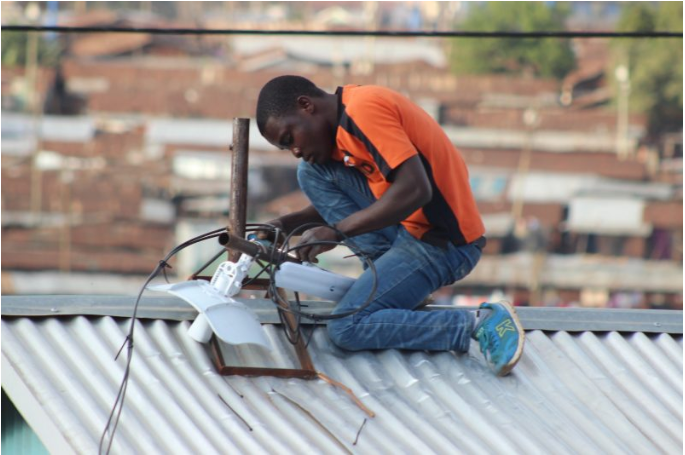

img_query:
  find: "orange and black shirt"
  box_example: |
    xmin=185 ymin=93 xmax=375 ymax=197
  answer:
xmin=333 ymin=85 xmax=484 ymax=248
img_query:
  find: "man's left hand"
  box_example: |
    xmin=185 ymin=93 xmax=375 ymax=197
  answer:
xmin=294 ymin=226 xmax=339 ymax=263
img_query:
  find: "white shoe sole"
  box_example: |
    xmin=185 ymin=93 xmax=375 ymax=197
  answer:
xmin=496 ymin=301 xmax=525 ymax=377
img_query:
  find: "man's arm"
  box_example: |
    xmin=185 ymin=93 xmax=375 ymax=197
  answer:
xmin=295 ymin=155 xmax=431 ymax=262
xmin=335 ymin=155 xmax=431 ymax=237
xmin=277 ymin=204 xmax=326 ymax=233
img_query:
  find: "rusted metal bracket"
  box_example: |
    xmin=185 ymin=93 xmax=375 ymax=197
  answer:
xmin=211 ymin=336 xmax=318 ymax=379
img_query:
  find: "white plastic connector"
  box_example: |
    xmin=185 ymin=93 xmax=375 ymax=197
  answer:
xmin=187 ymin=313 xmax=213 ymax=343
xmin=210 ymin=254 xmax=253 ymax=297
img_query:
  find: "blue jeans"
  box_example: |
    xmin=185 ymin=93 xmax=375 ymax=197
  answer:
xmin=297 ymin=161 xmax=480 ymax=352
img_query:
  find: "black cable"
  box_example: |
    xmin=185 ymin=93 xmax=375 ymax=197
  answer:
xmin=296 ymin=290 xmax=318 ymax=349
xmin=99 ymin=227 xmax=226 ymax=455
xmin=240 ymin=258 xmax=271 ymax=287
xmin=263 ymin=224 xmax=306 ymax=343
xmin=99 ymin=260 xmax=163 ymax=455
xmin=245 ymin=223 xmax=288 ymax=246
xmin=267 ymin=268 xmax=302 ymax=344
xmin=3 ymin=25 xmax=683 ymax=38
xmin=191 ymin=247 xmax=227 ymax=278
xmin=228 ymin=223 xmax=307 ymax=344
xmin=276 ymin=292 xmax=301 ymax=345
xmin=265 ymin=222 xmax=380 ymax=322
xmin=252 ymin=224 xmax=297 ymax=340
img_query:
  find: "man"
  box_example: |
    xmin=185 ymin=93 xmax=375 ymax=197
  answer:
xmin=256 ymin=75 xmax=524 ymax=376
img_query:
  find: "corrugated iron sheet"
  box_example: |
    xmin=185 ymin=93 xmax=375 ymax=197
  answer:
xmin=2 ymin=315 xmax=682 ymax=454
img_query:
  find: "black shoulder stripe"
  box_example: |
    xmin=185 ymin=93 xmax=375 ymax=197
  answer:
xmin=339 ymin=110 xmax=392 ymax=178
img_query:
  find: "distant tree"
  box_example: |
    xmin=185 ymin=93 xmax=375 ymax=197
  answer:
xmin=1 ymin=31 xmax=62 ymax=68
xmin=449 ymin=2 xmax=575 ymax=80
xmin=612 ymin=2 xmax=683 ymax=138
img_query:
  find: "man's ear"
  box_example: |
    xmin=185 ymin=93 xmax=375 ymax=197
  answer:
xmin=296 ymin=95 xmax=315 ymax=113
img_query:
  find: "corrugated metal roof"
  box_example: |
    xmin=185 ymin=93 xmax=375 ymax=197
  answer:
xmin=2 ymin=113 xmax=96 ymax=144
xmin=231 ymin=36 xmax=447 ymax=67
xmin=146 ymin=118 xmax=273 ymax=151
xmin=568 ymin=197 xmax=651 ymax=236
xmin=2 ymin=299 xmax=682 ymax=454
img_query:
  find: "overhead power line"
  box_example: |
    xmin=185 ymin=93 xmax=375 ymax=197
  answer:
xmin=2 ymin=25 xmax=683 ymax=38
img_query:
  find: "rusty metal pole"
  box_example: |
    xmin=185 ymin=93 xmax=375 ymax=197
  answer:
xmin=228 ymin=118 xmax=250 ymax=261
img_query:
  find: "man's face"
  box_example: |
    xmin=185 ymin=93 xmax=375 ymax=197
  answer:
xmin=262 ymin=98 xmax=335 ymax=165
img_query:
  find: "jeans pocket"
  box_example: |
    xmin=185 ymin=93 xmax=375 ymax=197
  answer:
xmin=449 ymin=244 xmax=482 ymax=283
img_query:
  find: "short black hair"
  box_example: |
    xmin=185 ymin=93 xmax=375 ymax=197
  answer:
xmin=256 ymin=75 xmax=326 ymax=134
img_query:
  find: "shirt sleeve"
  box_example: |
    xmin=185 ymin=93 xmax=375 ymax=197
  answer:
xmin=340 ymin=91 xmax=417 ymax=179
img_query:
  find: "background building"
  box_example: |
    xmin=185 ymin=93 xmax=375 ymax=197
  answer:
xmin=1 ymin=2 xmax=682 ymax=310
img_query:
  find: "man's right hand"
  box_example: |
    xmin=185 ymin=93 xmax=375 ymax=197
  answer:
xmin=255 ymin=218 xmax=286 ymax=244
xmin=254 ymin=205 xmax=326 ymax=245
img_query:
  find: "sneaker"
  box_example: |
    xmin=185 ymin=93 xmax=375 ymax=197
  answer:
xmin=473 ymin=302 xmax=525 ymax=376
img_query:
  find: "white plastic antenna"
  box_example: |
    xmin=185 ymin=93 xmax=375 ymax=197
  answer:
xmin=149 ymin=253 xmax=272 ymax=350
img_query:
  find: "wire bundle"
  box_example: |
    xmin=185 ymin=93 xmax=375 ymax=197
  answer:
xmin=245 ymin=222 xmax=378 ymax=347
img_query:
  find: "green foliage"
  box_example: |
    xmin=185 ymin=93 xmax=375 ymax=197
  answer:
xmin=449 ymin=2 xmax=575 ymax=79
xmin=1 ymin=31 xmax=62 ymax=68
xmin=613 ymin=2 xmax=683 ymax=137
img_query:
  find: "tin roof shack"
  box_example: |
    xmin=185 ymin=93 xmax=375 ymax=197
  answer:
xmin=1 ymin=295 xmax=682 ymax=454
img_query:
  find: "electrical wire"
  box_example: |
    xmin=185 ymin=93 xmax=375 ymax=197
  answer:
xmin=240 ymin=258 xmax=271 ymax=287
xmin=244 ymin=222 xmax=379 ymax=343
xmin=297 ymin=291 xmax=318 ymax=349
xmin=250 ymin=222 xmax=380 ymax=345
xmin=3 ymin=25 xmax=683 ymax=39
xmin=99 ymin=227 xmax=225 ymax=455
xmin=246 ymin=223 xmax=304 ymax=343
xmin=245 ymin=223 xmax=298 ymax=344
xmin=278 ymin=222 xmax=379 ymax=320
xmin=190 ymin=247 xmax=227 ymax=279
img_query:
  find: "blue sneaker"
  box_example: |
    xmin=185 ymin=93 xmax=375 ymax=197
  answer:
xmin=473 ymin=302 xmax=525 ymax=376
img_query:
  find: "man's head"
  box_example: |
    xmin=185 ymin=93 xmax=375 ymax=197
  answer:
xmin=256 ymin=75 xmax=337 ymax=164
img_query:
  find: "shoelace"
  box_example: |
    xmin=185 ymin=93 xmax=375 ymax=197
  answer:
xmin=478 ymin=328 xmax=500 ymax=357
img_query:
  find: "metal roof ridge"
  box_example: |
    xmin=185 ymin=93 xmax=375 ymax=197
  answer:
xmin=1 ymin=295 xmax=682 ymax=334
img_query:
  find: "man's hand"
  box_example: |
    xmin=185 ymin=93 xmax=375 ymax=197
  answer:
xmin=294 ymin=226 xmax=339 ymax=263
xmin=255 ymin=218 xmax=285 ymax=245
xmin=255 ymin=205 xmax=327 ymax=245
